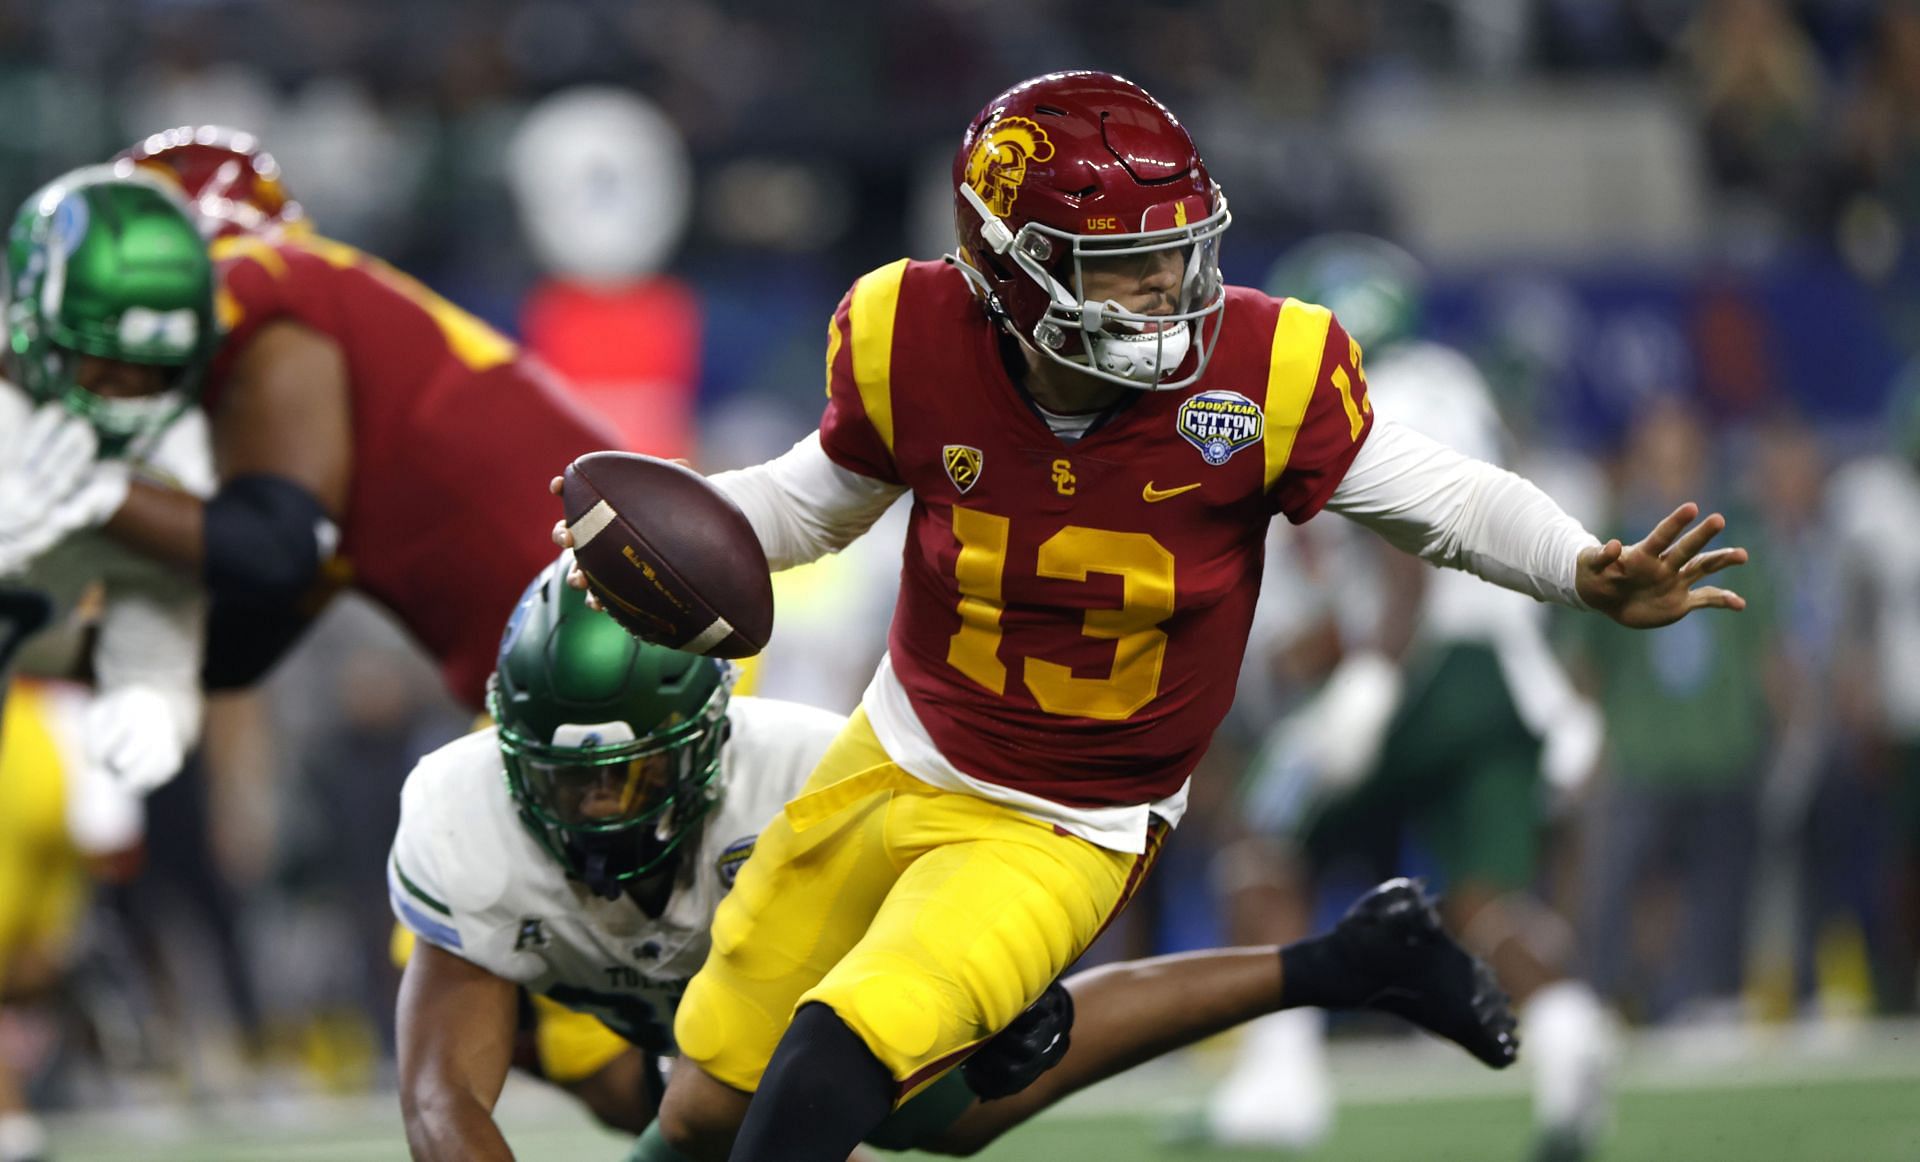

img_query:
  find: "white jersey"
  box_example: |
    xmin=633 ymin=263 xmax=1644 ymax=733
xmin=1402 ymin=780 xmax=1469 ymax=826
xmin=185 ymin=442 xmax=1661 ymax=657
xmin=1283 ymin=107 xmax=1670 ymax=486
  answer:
xmin=1363 ymin=343 xmax=1599 ymax=791
xmin=1831 ymin=453 xmax=1920 ymax=738
xmin=2 ymin=384 xmax=213 ymax=766
xmin=1240 ymin=342 xmax=1600 ymax=801
xmin=388 ymin=695 xmax=845 ymax=1049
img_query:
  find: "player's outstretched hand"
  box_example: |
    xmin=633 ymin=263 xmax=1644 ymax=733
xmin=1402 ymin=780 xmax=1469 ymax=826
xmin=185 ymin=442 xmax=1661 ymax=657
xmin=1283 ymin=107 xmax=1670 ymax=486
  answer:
xmin=1575 ymin=503 xmax=1747 ymax=629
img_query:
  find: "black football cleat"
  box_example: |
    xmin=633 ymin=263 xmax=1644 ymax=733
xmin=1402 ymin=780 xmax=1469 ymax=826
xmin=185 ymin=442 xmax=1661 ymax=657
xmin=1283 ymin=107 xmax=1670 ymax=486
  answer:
xmin=1327 ymin=877 xmax=1520 ymax=1069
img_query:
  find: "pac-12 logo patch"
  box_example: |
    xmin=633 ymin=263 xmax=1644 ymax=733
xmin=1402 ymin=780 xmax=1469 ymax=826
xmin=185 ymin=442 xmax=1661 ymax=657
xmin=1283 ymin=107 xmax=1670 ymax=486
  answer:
xmin=943 ymin=445 xmax=984 ymax=493
xmin=1177 ymin=390 xmax=1264 ymax=466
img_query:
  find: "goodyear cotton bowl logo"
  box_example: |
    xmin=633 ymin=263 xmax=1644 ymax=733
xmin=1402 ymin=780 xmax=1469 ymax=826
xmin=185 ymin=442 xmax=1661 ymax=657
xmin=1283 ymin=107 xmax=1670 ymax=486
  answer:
xmin=966 ymin=116 xmax=1055 ymax=217
xmin=1177 ymin=390 xmax=1264 ymax=466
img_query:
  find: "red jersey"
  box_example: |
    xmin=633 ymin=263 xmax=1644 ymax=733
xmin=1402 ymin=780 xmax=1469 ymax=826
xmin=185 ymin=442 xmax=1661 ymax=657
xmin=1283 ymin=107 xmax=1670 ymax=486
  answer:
xmin=820 ymin=259 xmax=1371 ymax=808
xmin=207 ymin=234 xmax=622 ymax=708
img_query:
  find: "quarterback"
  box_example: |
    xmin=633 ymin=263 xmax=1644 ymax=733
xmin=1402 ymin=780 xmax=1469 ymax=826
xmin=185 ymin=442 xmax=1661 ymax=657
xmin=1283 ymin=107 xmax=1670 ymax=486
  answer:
xmin=57 ymin=128 xmax=624 ymax=710
xmin=553 ymin=71 xmax=1747 ymax=1162
xmin=393 ymin=558 xmax=1519 ymax=1162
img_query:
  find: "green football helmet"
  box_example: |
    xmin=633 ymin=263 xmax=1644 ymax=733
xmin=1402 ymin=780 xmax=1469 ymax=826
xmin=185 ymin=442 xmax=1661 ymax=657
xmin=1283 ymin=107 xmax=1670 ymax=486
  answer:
xmin=1264 ymin=233 xmax=1427 ymax=356
xmin=3 ymin=165 xmax=217 ymax=457
xmin=489 ymin=557 xmax=734 ymax=899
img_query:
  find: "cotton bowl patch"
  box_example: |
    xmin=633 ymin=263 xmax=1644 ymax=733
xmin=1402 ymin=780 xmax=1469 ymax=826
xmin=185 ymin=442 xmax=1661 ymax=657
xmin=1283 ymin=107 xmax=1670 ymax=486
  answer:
xmin=1177 ymin=390 xmax=1263 ymax=466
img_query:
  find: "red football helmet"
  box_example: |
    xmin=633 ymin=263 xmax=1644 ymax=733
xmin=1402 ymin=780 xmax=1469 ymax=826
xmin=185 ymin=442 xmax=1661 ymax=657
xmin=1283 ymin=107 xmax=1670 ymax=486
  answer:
xmin=952 ymin=71 xmax=1230 ymax=391
xmin=113 ymin=126 xmax=306 ymax=240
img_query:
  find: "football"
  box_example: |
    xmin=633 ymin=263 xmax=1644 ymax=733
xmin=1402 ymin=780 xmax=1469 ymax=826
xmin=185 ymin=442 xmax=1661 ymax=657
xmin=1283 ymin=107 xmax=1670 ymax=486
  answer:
xmin=559 ymin=452 xmax=774 ymax=658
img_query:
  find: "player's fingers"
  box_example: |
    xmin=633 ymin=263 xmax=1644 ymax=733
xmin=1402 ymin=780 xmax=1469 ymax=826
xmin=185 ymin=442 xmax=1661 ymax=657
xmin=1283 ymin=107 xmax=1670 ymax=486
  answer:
xmin=21 ymin=403 xmax=67 ymax=461
xmin=1681 ymin=545 xmax=1748 ymax=579
xmin=35 ymin=420 xmax=94 ymax=491
xmin=549 ymin=475 xmax=564 ymax=496
xmin=1582 ymin=539 xmax=1623 ymax=574
xmin=565 ymin=564 xmax=590 ymax=591
xmin=1686 ymin=585 xmax=1746 ymax=612
xmin=1663 ymin=511 xmax=1726 ymax=566
xmin=551 ymin=519 xmax=575 ymax=549
xmin=1640 ymin=503 xmax=1699 ymax=555
xmin=29 ymin=410 xmax=84 ymax=470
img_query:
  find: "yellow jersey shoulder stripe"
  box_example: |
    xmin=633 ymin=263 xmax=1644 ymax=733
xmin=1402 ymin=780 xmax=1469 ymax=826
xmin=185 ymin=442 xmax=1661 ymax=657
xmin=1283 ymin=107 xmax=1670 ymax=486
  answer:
xmin=1262 ymin=298 xmax=1335 ymax=492
xmin=209 ymin=234 xmax=290 ymax=280
xmin=848 ymin=258 xmax=911 ymax=457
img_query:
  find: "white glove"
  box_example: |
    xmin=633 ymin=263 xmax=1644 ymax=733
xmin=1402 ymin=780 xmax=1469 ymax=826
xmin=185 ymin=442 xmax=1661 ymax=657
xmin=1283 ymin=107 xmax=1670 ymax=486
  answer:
xmin=0 ymin=402 xmax=128 ymax=574
xmin=85 ymin=684 xmax=187 ymax=795
xmin=1288 ymin=650 xmax=1405 ymax=794
xmin=1243 ymin=651 xmax=1404 ymax=834
xmin=65 ymin=755 xmax=147 ymax=857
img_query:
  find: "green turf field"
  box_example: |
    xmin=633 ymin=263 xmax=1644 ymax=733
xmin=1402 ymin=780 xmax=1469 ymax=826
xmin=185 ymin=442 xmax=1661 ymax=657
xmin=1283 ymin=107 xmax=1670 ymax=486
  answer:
xmin=44 ymin=1023 xmax=1920 ymax=1161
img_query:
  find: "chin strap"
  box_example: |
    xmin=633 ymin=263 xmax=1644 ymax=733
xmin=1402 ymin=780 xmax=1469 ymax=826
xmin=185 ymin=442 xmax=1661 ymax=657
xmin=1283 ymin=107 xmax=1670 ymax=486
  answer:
xmin=958 ymin=182 xmax=1015 ymax=254
xmin=946 ymin=251 xmax=1029 ymax=351
xmin=581 ymin=848 xmax=624 ymax=901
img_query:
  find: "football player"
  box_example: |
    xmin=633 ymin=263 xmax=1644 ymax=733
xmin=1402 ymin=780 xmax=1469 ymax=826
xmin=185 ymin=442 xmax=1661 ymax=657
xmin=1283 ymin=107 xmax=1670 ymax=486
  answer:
xmin=393 ymin=557 xmax=1518 ymax=1162
xmin=1211 ymin=235 xmax=1615 ymax=1160
xmin=551 ymin=71 xmax=1746 ymax=1162
xmin=0 ymin=168 xmax=218 ymax=1162
xmin=63 ymin=127 xmax=625 ymax=711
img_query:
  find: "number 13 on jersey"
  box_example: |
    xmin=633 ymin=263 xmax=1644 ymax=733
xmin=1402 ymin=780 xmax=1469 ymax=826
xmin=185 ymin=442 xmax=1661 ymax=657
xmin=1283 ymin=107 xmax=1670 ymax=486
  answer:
xmin=946 ymin=507 xmax=1175 ymax=721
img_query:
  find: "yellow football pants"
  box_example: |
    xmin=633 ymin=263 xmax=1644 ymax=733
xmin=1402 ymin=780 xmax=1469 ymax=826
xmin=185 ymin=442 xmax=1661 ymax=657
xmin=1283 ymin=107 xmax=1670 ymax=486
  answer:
xmin=0 ymin=682 xmax=86 ymax=996
xmin=674 ymin=707 xmax=1161 ymax=1101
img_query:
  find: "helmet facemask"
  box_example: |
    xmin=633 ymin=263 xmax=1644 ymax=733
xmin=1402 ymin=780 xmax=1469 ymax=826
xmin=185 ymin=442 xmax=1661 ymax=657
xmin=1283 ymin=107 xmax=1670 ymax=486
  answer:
xmin=956 ymin=180 xmax=1230 ymax=392
xmin=494 ymin=676 xmax=730 ymax=900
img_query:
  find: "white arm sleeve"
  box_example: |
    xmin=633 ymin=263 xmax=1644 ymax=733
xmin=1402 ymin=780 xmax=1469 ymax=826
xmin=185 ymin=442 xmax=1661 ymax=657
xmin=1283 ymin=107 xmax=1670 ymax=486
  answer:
xmin=708 ymin=432 xmax=907 ymax=572
xmin=1326 ymin=418 xmax=1600 ymax=608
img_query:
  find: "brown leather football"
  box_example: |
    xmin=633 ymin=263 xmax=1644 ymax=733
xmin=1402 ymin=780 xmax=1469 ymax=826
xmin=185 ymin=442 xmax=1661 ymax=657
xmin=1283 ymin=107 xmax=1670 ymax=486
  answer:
xmin=559 ymin=452 xmax=773 ymax=658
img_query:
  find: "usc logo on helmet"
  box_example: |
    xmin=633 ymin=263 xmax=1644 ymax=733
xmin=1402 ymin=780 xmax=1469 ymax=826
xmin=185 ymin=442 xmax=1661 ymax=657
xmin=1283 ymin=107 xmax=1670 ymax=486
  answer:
xmin=965 ymin=117 xmax=1055 ymax=217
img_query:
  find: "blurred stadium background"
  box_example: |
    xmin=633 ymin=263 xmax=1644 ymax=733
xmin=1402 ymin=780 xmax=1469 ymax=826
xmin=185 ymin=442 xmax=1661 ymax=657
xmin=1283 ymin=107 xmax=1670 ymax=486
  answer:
xmin=3 ymin=0 xmax=1919 ymax=1158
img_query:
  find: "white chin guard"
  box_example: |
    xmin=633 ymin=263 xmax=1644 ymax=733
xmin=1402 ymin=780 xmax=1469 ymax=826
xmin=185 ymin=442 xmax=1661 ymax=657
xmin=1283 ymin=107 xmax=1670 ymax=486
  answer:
xmin=1086 ymin=319 xmax=1191 ymax=385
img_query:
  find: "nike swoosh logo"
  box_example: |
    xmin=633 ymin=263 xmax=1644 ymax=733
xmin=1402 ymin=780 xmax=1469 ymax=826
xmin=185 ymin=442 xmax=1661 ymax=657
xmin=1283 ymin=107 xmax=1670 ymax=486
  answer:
xmin=1142 ymin=481 xmax=1202 ymax=503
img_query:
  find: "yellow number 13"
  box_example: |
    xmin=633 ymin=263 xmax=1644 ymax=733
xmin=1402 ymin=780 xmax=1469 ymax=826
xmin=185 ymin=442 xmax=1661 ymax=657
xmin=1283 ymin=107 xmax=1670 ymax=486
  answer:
xmin=946 ymin=508 xmax=1175 ymax=721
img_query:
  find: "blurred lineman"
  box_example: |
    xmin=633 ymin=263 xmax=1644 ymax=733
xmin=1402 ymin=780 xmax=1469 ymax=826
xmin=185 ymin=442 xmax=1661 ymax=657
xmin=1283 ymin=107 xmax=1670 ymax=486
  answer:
xmin=1213 ymin=236 xmax=1614 ymax=1162
xmin=556 ymin=72 xmax=1747 ymax=1162
xmin=392 ymin=559 xmax=1521 ymax=1162
xmin=45 ymin=127 xmax=624 ymax=711
xmin=0 ymin=169 xmax=217 ymax=1162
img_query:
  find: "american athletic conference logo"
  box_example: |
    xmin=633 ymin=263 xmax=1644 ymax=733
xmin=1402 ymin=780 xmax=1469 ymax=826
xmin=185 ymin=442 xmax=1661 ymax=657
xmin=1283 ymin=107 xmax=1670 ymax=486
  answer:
xmin=1177 ymin=390 xmax=1264 ymax=466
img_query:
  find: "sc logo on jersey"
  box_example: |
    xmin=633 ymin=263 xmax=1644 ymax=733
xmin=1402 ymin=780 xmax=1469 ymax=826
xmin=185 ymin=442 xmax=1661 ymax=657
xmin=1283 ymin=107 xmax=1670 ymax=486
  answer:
xmin=1177 ymin=390 xmax=1264 ymax=466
